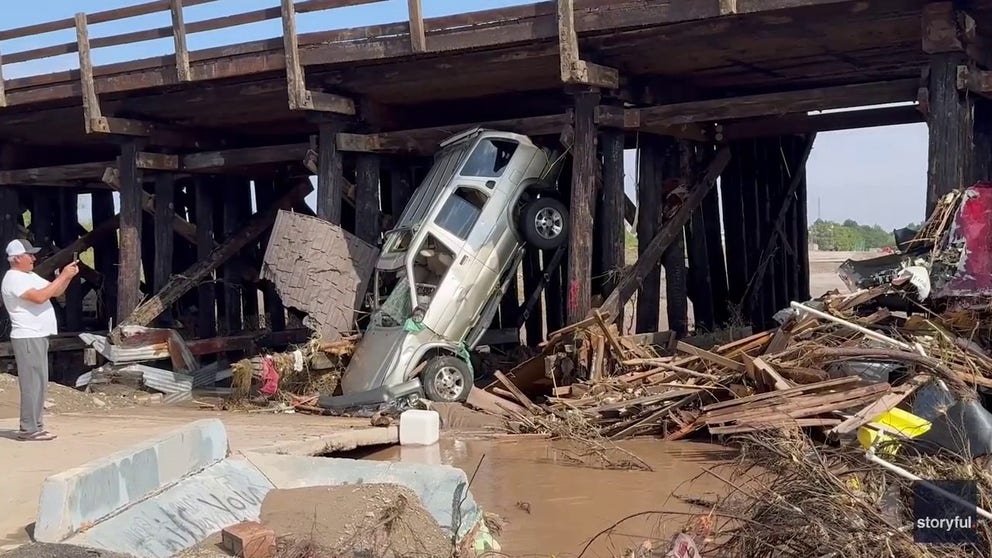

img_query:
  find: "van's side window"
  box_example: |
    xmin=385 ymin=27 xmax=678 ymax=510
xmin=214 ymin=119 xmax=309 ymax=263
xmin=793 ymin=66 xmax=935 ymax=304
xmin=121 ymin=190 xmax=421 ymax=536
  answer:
xmin=460 ymin=139 xmax=518 ymax=178
xmin=435 ymin=187 xmax=489 ymax=240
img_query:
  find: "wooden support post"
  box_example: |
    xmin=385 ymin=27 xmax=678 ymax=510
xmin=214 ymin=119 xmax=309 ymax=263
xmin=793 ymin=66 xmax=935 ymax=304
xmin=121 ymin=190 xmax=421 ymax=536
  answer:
xmin=389 ymin=163 xmax=413 ymax=224
xmin=661 ymin=146 xmax=688 ymax=336
xmin=114 ymin=180 xmax=312 ymax=333
xmin=170 ymin=0 xmax=191 ymax=82
xmin=545 ymin=158 xmax=570 ymax=334
xmin=566 ymin=90 xmax=600 ymax=325
xmin=408 ymin=0 xmax=427 ymax=53
xmin=685 ymin=143 xmax=715 ymax=331
xmin=58 ymin=190 xmax=83 ymax=331
xmin=255 ymin=179 xmax=286 ymax=332
xmin=154 ymin=174 xmax=175 ymax=296
xmin=744 ymin=134 xmax=816 ymax=323
xmin=355 ymin=154 xmax=381 ymax=245
xmin=31 ymin=191 xmax=56 ymax=257
xmin=317 ymin=121 xmax=345 ymax=223
xmin=927 ymin=53 xmax=975 ymax=212
xmin=0 ymin=186 xmax=19 ymax=330
xmin=91 ymin=191 xmax=118 ymax=325
xmin=0 ymin=47 xmax=6 ymax=108
xmin=522 ymin=247 xmax=545 ymax=345
xmin=279 ymin=0 xmax=356 ymax=114
xmin=635 ymin=136 xmax=663 ymax=333
xmin=598 ymin=147 xmax=731 ymax=323
xmin=556 ymin=0 xmax=618 ymax=89
xmin=194 ymin=178 xmax=216 ymax=338
xmin=117 ymin=141 xmax=144 ymax=321
xmin=599 ymin=129 xmax=625 ymax=327
xmin=498 ymin=274 xmax=521 ymax=343
xmin=74 ymin=13 xmax=101 ymax=135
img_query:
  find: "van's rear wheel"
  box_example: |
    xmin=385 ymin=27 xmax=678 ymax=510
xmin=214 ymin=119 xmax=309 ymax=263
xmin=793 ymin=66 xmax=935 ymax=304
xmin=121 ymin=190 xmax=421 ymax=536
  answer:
xmin=521 ymin=197 xmax=569 ymax=250
xmin=422 ymin=356 xmax=473 ymax=403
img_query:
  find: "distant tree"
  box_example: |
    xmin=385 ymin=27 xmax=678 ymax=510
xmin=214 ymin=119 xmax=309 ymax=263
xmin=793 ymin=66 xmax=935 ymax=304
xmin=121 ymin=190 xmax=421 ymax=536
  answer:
xmin=808 ymin=219 xmax=897 ymax=251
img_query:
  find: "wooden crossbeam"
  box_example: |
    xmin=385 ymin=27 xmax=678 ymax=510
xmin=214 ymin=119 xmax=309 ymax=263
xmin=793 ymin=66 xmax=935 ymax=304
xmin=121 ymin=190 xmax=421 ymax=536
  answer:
xmin=634 ymin=79 xmax=919 ymax=127
xmin=957 ymin=65 xmax=992 ymax=99
xmin=279 ymin=0 xmax=356 ymax=114
xmin=336 ymin=114 xmax=571 ymax=154
xmin=182 ymin=143 xmax=311 ymax=171
xmin=557 ymin=0 xmax=618 ymax=89
xmin=102 ymin=168 xmax=205 ymax=247
xmin=719 ymin=104 xmax=924 ymax=140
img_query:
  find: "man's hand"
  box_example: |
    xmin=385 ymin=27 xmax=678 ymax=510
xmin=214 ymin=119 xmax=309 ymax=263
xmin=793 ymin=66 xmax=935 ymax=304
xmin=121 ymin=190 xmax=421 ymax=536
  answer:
xmin=62 ymin=261 xmax=80 ymax=279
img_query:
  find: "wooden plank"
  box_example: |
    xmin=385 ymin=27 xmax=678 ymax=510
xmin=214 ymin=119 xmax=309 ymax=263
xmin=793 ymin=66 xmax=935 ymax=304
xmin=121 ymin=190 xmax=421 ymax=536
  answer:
xmin=170 ymin=0 xmax=191 ymax=81
xmin=408 ymin=0 xmax=427 ymax=53
xmin=74 ymin=13 xmax=102 ymax=134
xmin=634 ymin=136 xmax=664 ymax=333
xmin=599 ymin=147 xmax=731 ymax=323
xmin=494 ymin=371 xmax=542 ymax=415
xmin=566 ymin=90 xmax=599 ymax=325
xmin=677 ymin=341 xmax=745 ymax=373
xmin=117 ymin=141 xmax=144 ymax=321
xmin=115 ymin=179 xmax=312 ymax=332
xmin=466 ymin=386 xmax=528 ymax=418
xmin=828 ymin=374 xmax=930 ymax=438
xmin=702 ymin=376 xmax=861 ymax=413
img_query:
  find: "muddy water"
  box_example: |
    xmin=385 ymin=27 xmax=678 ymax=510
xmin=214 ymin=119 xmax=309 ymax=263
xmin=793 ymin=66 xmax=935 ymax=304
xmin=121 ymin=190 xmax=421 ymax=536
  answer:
xmin=356 ymin=436 xmax=737 ymax=557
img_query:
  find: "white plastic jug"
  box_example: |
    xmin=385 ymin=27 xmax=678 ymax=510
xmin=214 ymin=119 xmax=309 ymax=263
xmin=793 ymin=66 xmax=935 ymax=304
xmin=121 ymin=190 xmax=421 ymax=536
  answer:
xmin=399 ymin=409 xmax=440 ymax=446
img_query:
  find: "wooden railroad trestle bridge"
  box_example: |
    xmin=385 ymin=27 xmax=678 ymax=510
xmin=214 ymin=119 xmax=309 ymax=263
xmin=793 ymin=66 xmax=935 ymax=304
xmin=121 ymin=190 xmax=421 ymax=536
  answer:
xmin=0 ymin=0 xmax=989 ymax=380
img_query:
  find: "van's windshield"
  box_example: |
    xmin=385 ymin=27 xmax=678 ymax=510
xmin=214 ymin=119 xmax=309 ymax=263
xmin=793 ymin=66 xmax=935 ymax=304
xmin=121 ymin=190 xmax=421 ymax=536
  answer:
xmin=370 ymin=275 xmax=413 ymax=328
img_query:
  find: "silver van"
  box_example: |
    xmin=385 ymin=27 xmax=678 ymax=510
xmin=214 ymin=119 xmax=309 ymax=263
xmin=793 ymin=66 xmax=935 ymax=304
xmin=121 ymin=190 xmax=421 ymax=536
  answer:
xmin=319 ymin=128 xmax=568 ymax=410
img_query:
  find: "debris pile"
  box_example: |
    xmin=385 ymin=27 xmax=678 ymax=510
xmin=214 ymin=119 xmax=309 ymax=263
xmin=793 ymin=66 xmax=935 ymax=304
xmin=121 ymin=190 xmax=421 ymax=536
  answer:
xmin=466 ymin=183 xmax=992 ymax=554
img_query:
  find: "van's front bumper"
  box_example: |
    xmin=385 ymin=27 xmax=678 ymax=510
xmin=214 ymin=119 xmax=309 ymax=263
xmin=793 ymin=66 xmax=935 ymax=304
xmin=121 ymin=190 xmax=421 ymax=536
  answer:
xmin=317 ymin=379 xmax=424 ymax=411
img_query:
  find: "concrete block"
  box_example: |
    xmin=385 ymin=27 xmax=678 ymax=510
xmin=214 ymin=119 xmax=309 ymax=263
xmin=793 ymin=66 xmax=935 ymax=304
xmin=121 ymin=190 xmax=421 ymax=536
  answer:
xmin=35 ymin=419 xmax=229 ymax=544
xmin=222 ymin=521 xmax=275 ymax=558
xmin=243 ymin=452 xmax=483 ymax=541
xmin=68 ymin=457 xmax=273 ymax=558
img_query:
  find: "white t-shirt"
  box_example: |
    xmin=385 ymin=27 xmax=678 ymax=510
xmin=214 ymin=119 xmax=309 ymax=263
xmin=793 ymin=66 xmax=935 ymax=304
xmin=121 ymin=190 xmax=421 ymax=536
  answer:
xmin=1 ymin=270 xmax=58 ymax=339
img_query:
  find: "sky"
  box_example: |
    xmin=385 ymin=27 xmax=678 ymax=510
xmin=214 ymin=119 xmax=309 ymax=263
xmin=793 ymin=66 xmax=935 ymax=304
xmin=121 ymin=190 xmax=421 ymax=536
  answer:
xmin=2 ymin=0 xmax=929 ymax=232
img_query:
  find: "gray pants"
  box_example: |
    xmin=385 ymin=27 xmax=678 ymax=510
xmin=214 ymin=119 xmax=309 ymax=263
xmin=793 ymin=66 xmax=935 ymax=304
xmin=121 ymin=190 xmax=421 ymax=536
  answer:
xmin=12 ymin=336 xmax=49 ymax=434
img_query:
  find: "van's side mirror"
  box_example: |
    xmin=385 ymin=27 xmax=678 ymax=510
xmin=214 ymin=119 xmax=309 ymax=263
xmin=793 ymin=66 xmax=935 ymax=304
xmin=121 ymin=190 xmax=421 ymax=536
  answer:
xmin=412 ymin=306 xmax=425 ymax=323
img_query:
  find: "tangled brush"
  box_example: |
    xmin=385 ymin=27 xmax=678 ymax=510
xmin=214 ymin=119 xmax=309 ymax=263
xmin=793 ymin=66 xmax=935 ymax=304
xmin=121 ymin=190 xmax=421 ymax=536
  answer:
xmin=707 ymin=429 xmax=992 ymax=558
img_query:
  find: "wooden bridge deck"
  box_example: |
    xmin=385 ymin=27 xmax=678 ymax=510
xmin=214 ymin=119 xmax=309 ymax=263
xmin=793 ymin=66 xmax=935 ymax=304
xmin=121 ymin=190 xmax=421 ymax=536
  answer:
xmin=0 ymin=0 xmax=940 ymax=165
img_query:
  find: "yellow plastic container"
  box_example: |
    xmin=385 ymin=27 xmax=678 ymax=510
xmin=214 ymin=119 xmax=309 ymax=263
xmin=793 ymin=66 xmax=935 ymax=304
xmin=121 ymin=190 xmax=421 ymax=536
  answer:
xmin=857 ymin=407 xmax=932 ymax=455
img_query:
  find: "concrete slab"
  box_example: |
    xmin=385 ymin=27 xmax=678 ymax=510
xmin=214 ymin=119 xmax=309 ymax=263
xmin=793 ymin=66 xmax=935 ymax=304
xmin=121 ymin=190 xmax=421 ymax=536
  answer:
xmin=243 ymin=452 xmax=482 ymax=541
xmin=34 ymin=419 xmax=229 ymax=544
xmin=67 ymin=458 xmax=273 ymax=558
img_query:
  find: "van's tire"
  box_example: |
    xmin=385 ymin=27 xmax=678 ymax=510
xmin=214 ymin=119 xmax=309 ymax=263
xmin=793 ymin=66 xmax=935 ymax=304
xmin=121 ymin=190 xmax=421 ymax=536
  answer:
xmin=521 ymin=197 xmax=569 ymax=250
xmin=422 ymin=356 xmax=473 ymax=403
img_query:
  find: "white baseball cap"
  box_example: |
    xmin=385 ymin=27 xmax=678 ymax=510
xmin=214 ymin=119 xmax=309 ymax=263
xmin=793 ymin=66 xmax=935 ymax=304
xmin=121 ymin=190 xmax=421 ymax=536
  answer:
xmin=5 ymin=239 xmax=41 ymax=257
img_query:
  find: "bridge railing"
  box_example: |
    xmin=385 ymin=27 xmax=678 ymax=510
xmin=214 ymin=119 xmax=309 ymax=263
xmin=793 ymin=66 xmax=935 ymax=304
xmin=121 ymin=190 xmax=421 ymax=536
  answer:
xmin=0 ymin=0 xmax=422 ymax=109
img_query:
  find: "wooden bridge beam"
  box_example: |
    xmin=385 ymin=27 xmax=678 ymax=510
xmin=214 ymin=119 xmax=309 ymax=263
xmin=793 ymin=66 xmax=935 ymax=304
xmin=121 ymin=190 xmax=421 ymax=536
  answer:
xmin=280 ymin=0 xmax=356 ymax=114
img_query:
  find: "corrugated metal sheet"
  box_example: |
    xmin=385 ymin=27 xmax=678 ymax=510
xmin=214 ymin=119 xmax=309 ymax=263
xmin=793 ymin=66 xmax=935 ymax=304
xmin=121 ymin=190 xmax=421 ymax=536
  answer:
xmin=261 ymin=210 xmax=379 ymax=341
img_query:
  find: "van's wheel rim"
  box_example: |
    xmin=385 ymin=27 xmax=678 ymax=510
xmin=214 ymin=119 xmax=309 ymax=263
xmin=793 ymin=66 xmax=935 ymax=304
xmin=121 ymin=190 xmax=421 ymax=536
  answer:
xmin=534 ymin=207 xmax=564 ymax=240
xmin=433 ymin=367 xmax=464 ymax=400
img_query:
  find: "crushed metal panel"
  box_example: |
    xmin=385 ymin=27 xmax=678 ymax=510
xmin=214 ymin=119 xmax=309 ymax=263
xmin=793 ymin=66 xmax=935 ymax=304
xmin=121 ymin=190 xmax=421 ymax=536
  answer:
xmin=261 ymin=210 xmax=379 ymax=341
